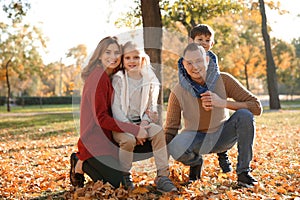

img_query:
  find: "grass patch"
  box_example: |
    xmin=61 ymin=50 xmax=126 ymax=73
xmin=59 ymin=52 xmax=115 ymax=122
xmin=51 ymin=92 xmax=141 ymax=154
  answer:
xmin=280 ymin=99 xmax=300 ymax=110
xmin=259 ymin=99 xmax=300 ymax=111
xmin=0 ymin=112 xmax=78 ymax=142
xmin=0 ymin=104 xmax=76 ymax=113
xmin=257 ymin=110 xmax=300 ymax=126
xmin=0 ymin=113 xmax=74 ymax=128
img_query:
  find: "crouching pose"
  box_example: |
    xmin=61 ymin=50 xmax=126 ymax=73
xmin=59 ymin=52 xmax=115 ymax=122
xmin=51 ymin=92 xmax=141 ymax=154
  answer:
xmin=165 ymin=43 xmax=262 ymax=188
xmin=112 ymin=41 xmax=177 ymax=193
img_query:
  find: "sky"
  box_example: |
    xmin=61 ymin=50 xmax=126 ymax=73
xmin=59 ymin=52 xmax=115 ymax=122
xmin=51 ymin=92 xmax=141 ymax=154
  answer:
xmin=267 ymin=0 xmax=300 ymax=41
xmin=2 ymin=0 xmax=300 ymax=64
xmin=22 ymin=0 xmax=136 ymax=64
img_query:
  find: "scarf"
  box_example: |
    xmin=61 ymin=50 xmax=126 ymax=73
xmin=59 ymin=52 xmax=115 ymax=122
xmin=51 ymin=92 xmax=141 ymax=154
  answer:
xmin=206 ymin=50 xmax=220 ymax=90
xmin=178 ymin=51 xmax=220 ymax=98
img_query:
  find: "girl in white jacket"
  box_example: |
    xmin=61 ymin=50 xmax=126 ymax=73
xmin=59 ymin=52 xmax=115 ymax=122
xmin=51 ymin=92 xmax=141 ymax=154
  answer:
xmin=111 ymin=41 xmax=177 ymax=193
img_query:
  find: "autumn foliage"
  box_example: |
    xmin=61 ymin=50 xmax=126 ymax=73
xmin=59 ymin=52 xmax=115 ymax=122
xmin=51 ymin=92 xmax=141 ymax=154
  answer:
xmin=0 ymin=110 xmax=299 ymax=199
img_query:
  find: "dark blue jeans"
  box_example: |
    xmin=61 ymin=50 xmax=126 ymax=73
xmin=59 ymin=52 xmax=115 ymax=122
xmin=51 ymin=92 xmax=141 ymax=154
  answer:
xmin=168 ymin=109 xmax=255 ymax=174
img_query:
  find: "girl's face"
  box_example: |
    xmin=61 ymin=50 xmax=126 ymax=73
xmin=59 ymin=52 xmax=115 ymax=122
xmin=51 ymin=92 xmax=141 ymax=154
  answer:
xmin=123 ymin=49 xmax=142 ymax=72
xmin=99 ymin=43 xmax=121 ymax=70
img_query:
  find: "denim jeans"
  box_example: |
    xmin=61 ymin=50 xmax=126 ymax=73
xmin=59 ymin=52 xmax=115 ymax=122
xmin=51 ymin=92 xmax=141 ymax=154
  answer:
xmin=168 ymin=109 xmax=255 ymax=174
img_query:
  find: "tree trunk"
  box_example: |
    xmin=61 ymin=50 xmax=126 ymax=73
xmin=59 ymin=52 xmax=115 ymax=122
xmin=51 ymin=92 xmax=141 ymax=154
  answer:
xmin=244 ymin=63 xmax=250 ymax=91
xmin=5 ymin=59 xmax=12 ymax=112
xmin=140 ymin=0 xmax=163 ymax=119
xmin=259 ymin=0 xmax=281 ymax=109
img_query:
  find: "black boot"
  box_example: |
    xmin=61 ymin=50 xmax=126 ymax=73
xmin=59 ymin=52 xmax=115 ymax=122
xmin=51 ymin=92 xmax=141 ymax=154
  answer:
xmin=238 ymin=172 xmax=258 ymax=188
xmin=122 ymin=173 xmax=134 ymax=190
xmin=70 ymin=153 xmax=85 ymax=187
xmin=217 ymin=151 xmax=232 ymax=173
xmin=189 ymin=159 xmax=203 ymax=182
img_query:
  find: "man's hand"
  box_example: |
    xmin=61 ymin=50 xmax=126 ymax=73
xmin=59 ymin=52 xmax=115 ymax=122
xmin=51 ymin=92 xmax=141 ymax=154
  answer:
xmin=200 ymin=91 xmax=226 ymax=111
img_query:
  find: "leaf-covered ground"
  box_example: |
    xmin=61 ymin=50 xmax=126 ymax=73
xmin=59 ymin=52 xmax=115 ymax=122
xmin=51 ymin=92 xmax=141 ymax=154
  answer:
xmin=0 ymin=110 xmax=299 ymax=199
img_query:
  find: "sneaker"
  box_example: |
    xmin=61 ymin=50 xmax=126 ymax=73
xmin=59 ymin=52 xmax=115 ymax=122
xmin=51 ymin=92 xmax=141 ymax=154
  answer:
xmin=122 ymin=173 xmax=134 ymax=190
xmin=70 ymin=153 xmax=85 ymax=187
xmin=189 ymin=160 xmax=203 ymax=182
xmin=237 ymin=172 xmax=258 ymax=188
xmin=155 ymin=176 xmax=178 ymax=193
xmin=217 ymin=151 xmax=232 ymax=173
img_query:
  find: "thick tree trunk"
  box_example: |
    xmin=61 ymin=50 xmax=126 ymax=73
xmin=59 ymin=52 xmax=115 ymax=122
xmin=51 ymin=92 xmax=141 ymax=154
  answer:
xmin=141 ymin=0 xmax=163 ymax=118
xmin=259 ymin=0 xmax=281 ymax=109
xmin=5 ymin=59 xmax=12 ymax=112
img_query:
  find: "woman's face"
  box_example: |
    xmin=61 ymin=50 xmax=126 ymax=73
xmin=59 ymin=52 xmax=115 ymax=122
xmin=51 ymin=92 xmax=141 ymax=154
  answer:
xmin=99 ymin=43 xmax=121 ymax=70
xmin=123 ymin=49 xmax=142 ymax=73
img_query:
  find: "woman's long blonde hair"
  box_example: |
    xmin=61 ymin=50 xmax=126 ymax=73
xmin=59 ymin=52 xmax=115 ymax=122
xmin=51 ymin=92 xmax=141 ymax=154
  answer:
xmin=81 ymin=36 xmax=121 ymax=81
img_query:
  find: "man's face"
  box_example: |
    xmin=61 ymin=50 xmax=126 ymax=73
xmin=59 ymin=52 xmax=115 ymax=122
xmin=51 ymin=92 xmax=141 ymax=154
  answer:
xmin=193 ymin=34 xmax=214 ymax=52
xmin=183 ymin=49 xmax=207 ymax=84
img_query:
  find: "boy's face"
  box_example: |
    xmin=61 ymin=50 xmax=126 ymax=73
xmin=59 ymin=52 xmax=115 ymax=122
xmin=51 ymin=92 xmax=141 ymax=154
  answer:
xmin=193 ymin=34 xmax=214 ymax=52
xmin=183 ymin=49 xmax=207 ymax=84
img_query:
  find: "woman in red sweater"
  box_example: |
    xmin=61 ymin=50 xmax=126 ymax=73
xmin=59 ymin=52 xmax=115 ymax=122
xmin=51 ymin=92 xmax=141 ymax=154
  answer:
xmin=70 ymin=36 xmax=148 ymax=188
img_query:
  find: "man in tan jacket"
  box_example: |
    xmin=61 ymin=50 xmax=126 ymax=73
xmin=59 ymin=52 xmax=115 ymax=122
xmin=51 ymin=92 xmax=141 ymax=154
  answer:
xmin=165 ymin=43 xmax=262 ymax=188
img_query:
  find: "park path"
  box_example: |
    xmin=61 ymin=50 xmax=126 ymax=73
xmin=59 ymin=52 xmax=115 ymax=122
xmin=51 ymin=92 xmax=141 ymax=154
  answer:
xmin=259 ymin=94 xmax=300 ymax=108
xmin=0 ymin=111 xmax=74 ymax=117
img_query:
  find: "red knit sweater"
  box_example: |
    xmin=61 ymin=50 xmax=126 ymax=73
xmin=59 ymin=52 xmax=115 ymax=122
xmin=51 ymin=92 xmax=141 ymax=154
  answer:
xmin=77 ymin=67 xmax=140 ymax=161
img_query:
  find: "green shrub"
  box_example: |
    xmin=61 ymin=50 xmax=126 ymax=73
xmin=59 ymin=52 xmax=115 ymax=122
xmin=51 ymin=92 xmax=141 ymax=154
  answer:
xmin=0 ymin=96 xmax=6 ymax=106
xmin=14 ymin=96 xmax=81 ymax=105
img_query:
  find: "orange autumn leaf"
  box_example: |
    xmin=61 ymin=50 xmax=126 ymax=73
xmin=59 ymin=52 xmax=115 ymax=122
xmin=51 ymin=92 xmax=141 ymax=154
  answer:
xmin=132 ymin=186 xmax=149 ymax=194
xmin=217 ymin=172 xmax=228 ymax=180
xmin=226 ymin=190 xmax=238 ymax=200
xmin=286 ymin=186 xmax=295 ymax=192
xmin=276 ymin=187 xmax=287 ymax=194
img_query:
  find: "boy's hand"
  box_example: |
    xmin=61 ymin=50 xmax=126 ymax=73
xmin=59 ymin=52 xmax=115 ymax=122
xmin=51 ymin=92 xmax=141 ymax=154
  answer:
xmin=146 ymin=110 xmax=159 ymax=123
xmin=140 ymin=120 xmax=150 ymax=127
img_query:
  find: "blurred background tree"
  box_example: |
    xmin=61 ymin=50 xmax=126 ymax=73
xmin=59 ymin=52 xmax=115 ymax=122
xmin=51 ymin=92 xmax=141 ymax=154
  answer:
xmin=116 ymin=0 xmax=299 ymax=109
xmin=0 ymin=23 xmax=46 ymax=111
xmin=0 ymin=0 xmax=299 ymax=111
